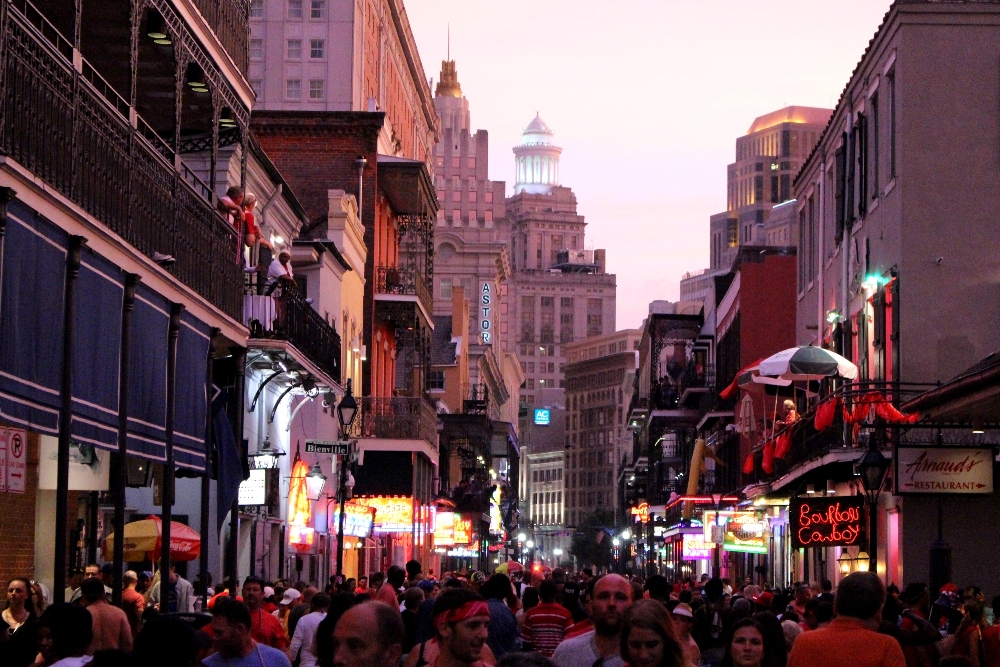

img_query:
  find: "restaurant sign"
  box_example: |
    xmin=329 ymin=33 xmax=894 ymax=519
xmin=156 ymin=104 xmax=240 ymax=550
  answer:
xmin=790 ymin=496 xmax=864 ymax=549
xmin=896 ymin=446 xmax=993 ymax=494
xmin=354 ymin=496 xmax=415 ymax=533
xmin=722 ymin=512 xmax=768 ymax=554
xmin=329 ymin=502 xmax=376 ymax=539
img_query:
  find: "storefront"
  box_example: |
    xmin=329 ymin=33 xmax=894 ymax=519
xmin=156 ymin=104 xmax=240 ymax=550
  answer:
xmin=353 ymin=495 xmax=433 ymax=572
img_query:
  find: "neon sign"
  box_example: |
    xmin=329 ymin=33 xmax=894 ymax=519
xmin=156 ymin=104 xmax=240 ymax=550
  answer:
xmin=355 ymin=496 xmax=415 ymax=533
xmin=534 ymin=408 xmax=551 ymax=425
xmin=790 ymin=496 xmax=864 ymax=548
xmin=329 ymin=502 xmax=375 ymax=539
xmin=722 ymin=512 xmax=768 ymax=554
xmin=682 ymin=533 xmax=712 ymax=560
xmin=631 ymin=502 xmax=650 ymax=523
xmin=480 ymin=282 xmax=494 ymax=344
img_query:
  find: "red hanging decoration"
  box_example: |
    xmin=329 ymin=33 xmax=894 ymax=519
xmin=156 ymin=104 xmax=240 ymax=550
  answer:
xmin=814 ymin=397 xmax=840 ymax=431
xmin=774 ymin=432 xmax=792 ymax=459
xmin=762 ymin=440 xmax=776 ymax=474
xmin=743 ymin=452 xmax=755 ymax=474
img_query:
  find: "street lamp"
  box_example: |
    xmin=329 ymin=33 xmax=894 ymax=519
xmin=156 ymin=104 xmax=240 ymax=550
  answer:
xmin=305 ymin=463 xmax=327 ymax=501
xmin=857 ymin=434 xmax=891 ymax=574
xmin=838 ymin=551 xmax=852 ymax=574
xmin=336 ymin=379 xmax=360 ymax=576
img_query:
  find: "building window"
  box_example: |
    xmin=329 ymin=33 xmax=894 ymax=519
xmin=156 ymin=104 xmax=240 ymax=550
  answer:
xmin=587 ymin=298 xmax=603 ymax=337
xmin=285 ymin=79 xmax=301 ymax=99
xmin=469 ymin=191 xmax=477 ymax=203
xmin=309 ymin=80 xmax=324 ymax=100
xmin=484 ymin=191 xmax=493 ymax=203
xmin=249 ymin=39 xmax=263 ymax=60
xmin=287 ymin=39 xmax=302 ymax=59
xmin=440 ymin=277 xmax=453 ymax=299
xmin=288 ymin=0 xmax=303 ymax=19
xmin=870 ymin=92 xmax=879 ymax=199
xmin=250 ymin=79 xmax=262 ymax=95
xmin=451 ymin=209 xmax=461 ymax=225
xmin=310 ymin=0 xmax=326 ymax=18
xmin=250 ymin=0 xmax=264 ymax=17
xmin=484 ymin=210 xmax=493 ymax=223
xmin=310 ymin=39 xmax=325 ymax=58
xmin=428 ymin=371 xmax=445 ymax=390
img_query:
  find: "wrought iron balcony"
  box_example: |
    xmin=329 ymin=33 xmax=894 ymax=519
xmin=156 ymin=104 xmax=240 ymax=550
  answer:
xmin=191 ymin=0 xmax=250 ymax=75
xmin=0 ymin=4 xmax=243 ymax=321
xmin=375 ymin=265 xmax=432 ymax=316
xmin=347 ymin=397 xmax=438 ymax=446
xmin=243 ymin=285 xmax=341 ymax=383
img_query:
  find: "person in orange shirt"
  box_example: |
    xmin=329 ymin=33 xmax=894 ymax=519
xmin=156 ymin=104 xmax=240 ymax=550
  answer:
xmin=788 ymin=572 xmax=905 ymax=667
xmin=243 ymin=576 xmax=290 ymax=650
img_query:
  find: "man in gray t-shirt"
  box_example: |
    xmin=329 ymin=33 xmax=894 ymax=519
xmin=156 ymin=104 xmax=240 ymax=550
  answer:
xmin=551 ymin=574 xmax=633 ymax=667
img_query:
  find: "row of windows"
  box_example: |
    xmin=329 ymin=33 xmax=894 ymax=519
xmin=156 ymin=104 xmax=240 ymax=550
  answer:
xmin=270 ymin=79 xmax=326 ymax=100
xmin=434 ymin=157 xmax=478 ymax=170
xmin=567 ymin=490 xmax=612 ymax=510
xmin=522 ymin=378 xmax=563 ymax=390
xmin=522 ymin=362 xmax=560 ymax=374
xmin=567 ymin=469 xmax=615 ymax=489
xmin=437 ymin=210 xmax=494 ymax=225
xmin=250 ymin=39 xmax=326 ymax=60
xmin=531 ymin=468 xmax=563 ymax=483
xmin=250 ymin=0 xmax=328 ymax=20
xmin=436 ymin=190 xmax=490 ymax=203
xmin=519 ymin=344 xmax=558 ymax=358
xmin=570 ymin=429 xmax=623 ymax=448
xmin=569 ymin=450 xmax=615 ymax=469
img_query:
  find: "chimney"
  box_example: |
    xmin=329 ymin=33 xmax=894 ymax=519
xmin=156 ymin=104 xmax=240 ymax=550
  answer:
xmin=594 ymin=249 xmax=606 ymax=274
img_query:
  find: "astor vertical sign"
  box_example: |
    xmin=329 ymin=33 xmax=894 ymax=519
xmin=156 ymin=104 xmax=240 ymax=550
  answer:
xmin=480 ymin=282 xmax=494 ymax=344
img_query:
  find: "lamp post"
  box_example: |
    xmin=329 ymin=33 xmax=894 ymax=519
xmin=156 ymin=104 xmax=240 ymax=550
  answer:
xmin=857 ymin=429 xmax=891 ymax=575
xmin=525 ymin=539 xmax=535 ymax=572
xmin=335 ymin=379 xmax=359 ymax=576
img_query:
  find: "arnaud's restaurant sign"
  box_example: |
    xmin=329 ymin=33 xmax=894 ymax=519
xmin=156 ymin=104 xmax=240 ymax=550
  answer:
xmin=896 ymin=446 xmax=994 ymax=494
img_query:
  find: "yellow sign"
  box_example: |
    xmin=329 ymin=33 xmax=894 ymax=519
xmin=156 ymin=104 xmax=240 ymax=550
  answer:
xmin=355 ymin=496 xmax=414 ymax=533
xmin=631 ymin=502 xmax=650 ymax=523
xmin=434 ymin=512 xmax=474 ymax=546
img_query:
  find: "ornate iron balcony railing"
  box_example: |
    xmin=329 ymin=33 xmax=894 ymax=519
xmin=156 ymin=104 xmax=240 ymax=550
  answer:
xmin=191 ymin=0 xmax=250 ymax=75
xmin=375 ymin=265 xmax=432 ymax=315
xmin=0 ymin=6 xmax=243 ymax=320
xmin=347 ymin=396 xmax=438 ymax=446
xmin=243 ymin=286 xmax=341 ymax=384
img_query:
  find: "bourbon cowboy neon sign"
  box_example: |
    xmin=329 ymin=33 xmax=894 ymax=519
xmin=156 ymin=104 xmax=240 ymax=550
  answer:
xmin=790 ymin=496 xmax=865 ymax=548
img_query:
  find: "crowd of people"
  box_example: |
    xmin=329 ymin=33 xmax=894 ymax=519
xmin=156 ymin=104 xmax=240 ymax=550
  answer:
xmin=3 ymin=560 xmax=1000 ymax=667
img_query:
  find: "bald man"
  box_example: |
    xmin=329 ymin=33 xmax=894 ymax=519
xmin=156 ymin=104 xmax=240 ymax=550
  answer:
xmin=333 ymin=601 xmax=405 ymax=667
xmin=551 ymin=574 xmax=633 ymax=667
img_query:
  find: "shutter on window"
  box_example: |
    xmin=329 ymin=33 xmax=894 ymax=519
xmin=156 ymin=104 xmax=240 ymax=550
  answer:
xmin=847 ymin=125 xmax=857 ymax=225
xmin=835 ymin=134 xmax=847 ymax=242
xmin=857 ymin=114 xmax=868 ymax=218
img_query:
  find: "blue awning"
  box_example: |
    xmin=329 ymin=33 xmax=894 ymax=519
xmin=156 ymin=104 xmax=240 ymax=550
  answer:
xmin=70 ymin=249 xmax=124 ymax=449
xmin=174 ymin=312 xmax=211 ymax=470
xmin=126 ymin=283 xmax=169 ymax=461
xmin=0 ymin=200 xmax=67 ymax=434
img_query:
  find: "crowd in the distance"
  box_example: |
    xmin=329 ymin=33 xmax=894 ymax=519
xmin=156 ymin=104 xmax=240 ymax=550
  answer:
xmin=3 ymin=559 xmax=999 ymax=667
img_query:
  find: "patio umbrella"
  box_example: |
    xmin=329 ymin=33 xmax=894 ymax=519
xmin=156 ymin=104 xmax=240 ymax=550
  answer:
xmin=758 ymin=346 xmax=858 ymax=381
xmin=104 ymin=515 xmax=201 ymax=562
xmin=719 ymin=359 xmax=792 ymax=400
xmin=496 ymin=560 xmax=523 ymax=574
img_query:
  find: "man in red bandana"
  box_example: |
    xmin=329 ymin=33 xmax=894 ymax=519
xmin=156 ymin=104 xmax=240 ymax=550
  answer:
xmin=426 ymin=589 xmax=491 ymax=667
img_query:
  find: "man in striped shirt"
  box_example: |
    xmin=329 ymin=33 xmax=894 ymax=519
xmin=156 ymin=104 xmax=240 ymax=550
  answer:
xmin=520 ymin=579 xmax=573 ymax=657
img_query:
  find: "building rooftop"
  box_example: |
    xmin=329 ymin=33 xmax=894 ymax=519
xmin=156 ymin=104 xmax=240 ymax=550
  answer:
xmin=746 ymin=106 xmax=833 ymax=135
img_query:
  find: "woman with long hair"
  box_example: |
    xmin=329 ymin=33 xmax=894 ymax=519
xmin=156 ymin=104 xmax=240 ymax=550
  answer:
xmin=1 ymin=577 xmax=39 ymax=667
xmin=619 ymin=599 xmax=685 ymax=667
xmin=721 ymin=617 xmax=777 ymax=667
xmin=953 ymin=599 xmax=989 ymax=667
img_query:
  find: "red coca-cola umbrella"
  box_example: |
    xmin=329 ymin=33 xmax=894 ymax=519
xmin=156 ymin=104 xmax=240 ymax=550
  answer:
xmin=104 ymin=515 xmax=201 ymax=562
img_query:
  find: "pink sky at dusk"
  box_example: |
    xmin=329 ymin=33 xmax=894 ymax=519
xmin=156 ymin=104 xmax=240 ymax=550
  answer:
xmin=405 ymin=0 xmax=894 ymax=330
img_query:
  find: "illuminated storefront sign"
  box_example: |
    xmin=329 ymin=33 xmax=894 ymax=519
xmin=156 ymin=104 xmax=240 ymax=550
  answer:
xmin=534 ymin=408 xmax=551 ymax=425
xmin=238 ymin=469 xmax=266 ymax=506
xmin=704 ymin=510 xmax=733 ymax=545
xmin=489 ymin=486 xmax=503 ymax=536
xmin=723 ymin=513 xmax=768 ymax=554
xmin=790 ymin=496 xmax=864 ymax=548
xmin=453 ymin=515 xmax=473 ymax=545
xmin=682 ymin=533 xmax=712 ymax=560
xmin=289 ymin=525 xmax=315 ymax=553
xmin=355 ymin=496 xmax=414 ymax=533
xmin=896 ymin=447 xmax=994 ymax=494
xmin=329 ymin=502 xmax=375 ymax=539
xmin=631 ymin=502 xmax=650 ymax=523
xmin=434 ymin=511 xmax=457 ymax=546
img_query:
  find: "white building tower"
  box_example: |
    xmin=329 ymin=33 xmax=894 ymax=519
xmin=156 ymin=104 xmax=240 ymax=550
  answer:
xmin=513 ymin=114 xmax=562 ymax=194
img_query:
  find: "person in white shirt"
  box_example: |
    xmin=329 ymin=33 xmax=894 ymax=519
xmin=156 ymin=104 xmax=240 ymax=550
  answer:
xmin=288 ymin=593 xmax=330 ymax=667
xmin=266 ymin=250 xmax=295 ymax=293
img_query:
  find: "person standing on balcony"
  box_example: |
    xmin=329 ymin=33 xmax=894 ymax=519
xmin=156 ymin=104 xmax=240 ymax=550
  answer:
xmin=267 ymin=250 xmax=295 ymax=294
xmin=219 ymin=185 xmax=245 ymax=228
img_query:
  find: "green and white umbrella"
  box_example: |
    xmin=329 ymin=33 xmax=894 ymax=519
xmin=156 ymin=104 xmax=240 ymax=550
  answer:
xmin=758 ymin=346 xmax=858 ymax=381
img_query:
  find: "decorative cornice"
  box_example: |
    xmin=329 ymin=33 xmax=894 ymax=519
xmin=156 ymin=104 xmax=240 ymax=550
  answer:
xmin=250 ymin=111 xmax=386 ymax=141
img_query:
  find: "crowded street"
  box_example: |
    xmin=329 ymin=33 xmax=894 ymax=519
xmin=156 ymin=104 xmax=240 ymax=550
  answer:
xmin=3 ymin=0 xmax=1000 ymax=666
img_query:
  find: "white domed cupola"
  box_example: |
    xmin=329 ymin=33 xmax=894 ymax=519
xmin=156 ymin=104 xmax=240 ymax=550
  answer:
xmin=513 ymin=113 xmax=562 ymax=194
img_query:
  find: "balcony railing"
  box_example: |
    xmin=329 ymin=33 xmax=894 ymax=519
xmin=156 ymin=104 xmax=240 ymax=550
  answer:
xmin=347 ymin=397 xmax=438 ymax=446
xmin=376 ymin=265 xmax=432 ymax=314
xmin=192 ymin=0 xmax=250 ymax=75
xmin=0 ymin=6 xmax=243 ymax=321
xmin=243 ymin=286 xmax=341 ymax=383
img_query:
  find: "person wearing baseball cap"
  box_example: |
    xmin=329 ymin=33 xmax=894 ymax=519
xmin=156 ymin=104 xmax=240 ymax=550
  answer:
xmin=671 ymin=603 xmax=700 ymax=667
xmin=750 ymin=591 xmax=774 ymax=612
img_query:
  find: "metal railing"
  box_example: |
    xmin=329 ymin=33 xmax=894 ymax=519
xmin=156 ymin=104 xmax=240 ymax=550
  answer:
xmin=192 ymin=0 xmax=250 ymax=75
xmin=347 ymin=397 xmax=438 ymax=446
xmin=243 ymin=286 xmax=341 ymax=383
xmin=375 ymin=265 xmax=432 ymax=314
xmin=0 ymin=6 xmax=243 ymax=320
